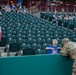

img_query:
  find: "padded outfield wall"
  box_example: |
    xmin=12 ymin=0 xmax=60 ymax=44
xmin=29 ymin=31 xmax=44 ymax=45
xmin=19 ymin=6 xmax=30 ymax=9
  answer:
xmin=0 ymin=54 xmax=73 ymax=75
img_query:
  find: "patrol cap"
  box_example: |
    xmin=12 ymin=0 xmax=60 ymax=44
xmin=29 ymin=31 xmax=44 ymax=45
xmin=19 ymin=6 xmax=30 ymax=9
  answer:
xmin=62 ymin=38 xmax=69 ymax=42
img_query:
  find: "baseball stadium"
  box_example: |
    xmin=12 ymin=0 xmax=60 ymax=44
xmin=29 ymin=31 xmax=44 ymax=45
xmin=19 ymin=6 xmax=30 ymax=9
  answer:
xmin=0 ymin=0 xmax=76 ymax=75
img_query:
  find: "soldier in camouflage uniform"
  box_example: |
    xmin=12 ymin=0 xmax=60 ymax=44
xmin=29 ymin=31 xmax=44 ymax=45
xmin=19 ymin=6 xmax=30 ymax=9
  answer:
xmin=60 ymin=38 xmax=76 ymax=75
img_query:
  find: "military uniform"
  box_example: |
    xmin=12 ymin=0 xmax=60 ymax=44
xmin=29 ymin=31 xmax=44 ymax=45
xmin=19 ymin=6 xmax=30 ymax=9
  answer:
xmin=60 ymin=41 xmax=76 ymax=75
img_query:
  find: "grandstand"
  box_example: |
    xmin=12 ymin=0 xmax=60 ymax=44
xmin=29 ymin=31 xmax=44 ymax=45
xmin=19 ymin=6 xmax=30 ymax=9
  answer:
xmin=0 ymin=0 xmax=76 ymax=75
xmin=0 ymin=11 xmax=76 ymax=54
xmin=40 ymin=12 xmax=76 ymax=30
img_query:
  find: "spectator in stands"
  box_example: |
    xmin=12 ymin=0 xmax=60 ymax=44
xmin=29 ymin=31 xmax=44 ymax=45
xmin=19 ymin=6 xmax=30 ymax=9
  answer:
xmin=10 ymin=3 xmax=16 ymax=10
xmin=58 ymin=15 xmax=63 ymax=21
xmin=69 ymin=14 xmax=73 ymax=20
xmin=5 ymin=4 xmax=11 ymax=12
xmin=45 ymin=39 xmax=61 ymax=54
xmin=64 ymin=15 xmax=69 ymax=20
xmin=1 ymin=5 xmax=5 ymax=12
xmin=16 ymin=4 xmax=20 ymax=11
xmin=17 ymin=8 xmax=23 ymax=13
xmin=0 ymin=12 xmax=2 ymax=20
xmin=17 ymin=3 xmax=20 ymax=9
xmin=72 ymin=14 xmax=75 ymax=19
xmin=23 ymin=6 xmax=28 ymax=13
xmin=52 ymin=11 xmax=59 ymax=23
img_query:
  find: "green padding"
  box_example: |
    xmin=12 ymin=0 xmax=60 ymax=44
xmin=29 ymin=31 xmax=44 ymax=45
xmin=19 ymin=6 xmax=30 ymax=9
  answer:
xmin=0 ymin=54 xmax=73 ymax=75
xmin=0 ymin=58 xmax=2 ymax=75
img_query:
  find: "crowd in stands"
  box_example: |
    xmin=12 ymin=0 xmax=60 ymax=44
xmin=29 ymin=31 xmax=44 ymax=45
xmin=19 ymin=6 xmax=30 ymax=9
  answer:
xmin=40 ymin=11 xmax=76 ymax=31
xmin=55 ymin=12 xmax=76 ymax=30
xmin=0 ymin=3 xmax=28 ymax=13
xmin=53 ymin=11 xmax=75 ymax=23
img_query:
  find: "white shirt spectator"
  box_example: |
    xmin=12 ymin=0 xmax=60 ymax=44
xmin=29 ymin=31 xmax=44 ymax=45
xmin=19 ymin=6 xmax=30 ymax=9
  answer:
xmin=69 ymin=15 xmax=73 ymax=20
xmin=5 ymin=5 xmax=11 ymax=12
xmin=24 ymin=9 xmax=27 ymax=13
xmin=23 ymin=8 xmax=28 ymax=13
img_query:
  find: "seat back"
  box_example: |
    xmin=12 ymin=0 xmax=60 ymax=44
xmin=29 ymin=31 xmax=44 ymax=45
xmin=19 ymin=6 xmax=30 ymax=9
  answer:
xmin=23 ymin=48 xmax=35 ymax=55
xmin=9 ymin=43 xmax=20 ymax=52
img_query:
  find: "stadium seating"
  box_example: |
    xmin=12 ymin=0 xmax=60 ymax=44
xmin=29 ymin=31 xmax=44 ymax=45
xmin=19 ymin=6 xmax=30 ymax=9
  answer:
xmin=40 ymin=12 xmax=76 ymax=30
xmin=0 ymin=12 xmax=76 ymax=55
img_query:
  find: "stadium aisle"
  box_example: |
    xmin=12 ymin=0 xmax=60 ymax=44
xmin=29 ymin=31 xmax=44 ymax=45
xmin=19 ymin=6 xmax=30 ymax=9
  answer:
xmin=0 ymin=47 xmax=16 ymax=56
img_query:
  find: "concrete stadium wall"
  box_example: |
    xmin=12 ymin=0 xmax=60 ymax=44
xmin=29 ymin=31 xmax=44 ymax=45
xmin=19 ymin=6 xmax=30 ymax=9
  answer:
xmin=0 ymin=54 xmax=73 ymax=75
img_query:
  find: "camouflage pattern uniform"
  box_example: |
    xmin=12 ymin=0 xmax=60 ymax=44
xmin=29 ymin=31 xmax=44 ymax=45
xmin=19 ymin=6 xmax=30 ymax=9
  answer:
xmin=60 ymin=40 xmax=76 ymax=75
